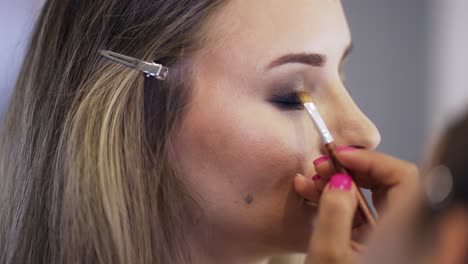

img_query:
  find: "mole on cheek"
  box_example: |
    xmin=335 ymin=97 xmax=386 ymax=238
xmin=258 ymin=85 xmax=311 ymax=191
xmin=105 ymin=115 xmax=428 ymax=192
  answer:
xmin=244 ymin=194 xmax=254 ymax=204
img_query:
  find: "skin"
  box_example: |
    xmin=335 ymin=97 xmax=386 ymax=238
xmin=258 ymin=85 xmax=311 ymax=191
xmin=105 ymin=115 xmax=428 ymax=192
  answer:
xmin=306 ymin=148 xmax=421 ymax=264
xmin=171 ymin=0 xmax=380 ymax=263
xmin=358 ymin=137 xmax=468 ymax=264
xmin=305 ymin=132 xmax=468 ymax=264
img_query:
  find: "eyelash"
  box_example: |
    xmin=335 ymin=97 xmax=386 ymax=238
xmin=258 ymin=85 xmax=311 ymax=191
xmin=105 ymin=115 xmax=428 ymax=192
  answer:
xmin=269 ymin=66 xmax=346 ymax=111
xmin=270 ymin=92 xmax=304 ymax=110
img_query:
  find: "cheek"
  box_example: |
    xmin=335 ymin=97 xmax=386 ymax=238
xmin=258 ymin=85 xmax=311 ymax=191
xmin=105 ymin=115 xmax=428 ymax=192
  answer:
xmin=172 ymin=98 xmax=320 ymax=248
xmin=173 ymin=98 xmax=305 ymax=202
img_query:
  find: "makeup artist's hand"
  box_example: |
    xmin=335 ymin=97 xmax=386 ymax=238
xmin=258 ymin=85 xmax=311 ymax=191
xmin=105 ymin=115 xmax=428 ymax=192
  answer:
xmin=310 ymin=147 xmax=420 ymax=215
xmin=294 ymin=147 xmax=421 ymax=263
xmin=304 ymin=173 xmax=359 ymax=264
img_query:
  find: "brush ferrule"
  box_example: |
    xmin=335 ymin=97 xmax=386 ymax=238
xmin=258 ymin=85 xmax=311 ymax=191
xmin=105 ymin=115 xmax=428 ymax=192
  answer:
xmin=303 ymin=102 xmax=334 ymax=144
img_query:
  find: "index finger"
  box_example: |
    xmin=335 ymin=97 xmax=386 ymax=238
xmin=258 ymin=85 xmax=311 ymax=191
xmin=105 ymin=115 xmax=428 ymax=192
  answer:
xmin=336 ymin=149 xmax=419 ymax=193
xmin=310 ymin=174 xmax=358 ymax=262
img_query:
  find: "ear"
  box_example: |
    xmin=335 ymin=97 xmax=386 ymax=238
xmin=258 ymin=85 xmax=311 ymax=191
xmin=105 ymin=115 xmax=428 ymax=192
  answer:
xmin=432 ymin=207 xmax=468 ymax=264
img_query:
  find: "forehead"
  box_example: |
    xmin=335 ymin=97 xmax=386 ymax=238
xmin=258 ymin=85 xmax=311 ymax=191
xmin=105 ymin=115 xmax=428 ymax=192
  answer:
xmin=202 ymin=0 xmax=351 ymax=70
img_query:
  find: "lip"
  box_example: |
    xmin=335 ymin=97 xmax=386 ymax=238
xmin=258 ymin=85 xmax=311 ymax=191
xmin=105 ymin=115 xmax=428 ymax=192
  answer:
xmin=303 ymin=197 xmax=367 ymax=229
xmin=351 ymin=212 xmax=372 ymax=243
xmin=303 ymin=198 xmax=319 ymax=209
xmin=304 ymin=201 xmax=369 ymax=243
xmin=303 ymin=192 xmax=370 ymax=242
xmin=352 ymin=211 xmax=365 ymax=229
xmin=352 ymin=222 xmax=370 ymax=243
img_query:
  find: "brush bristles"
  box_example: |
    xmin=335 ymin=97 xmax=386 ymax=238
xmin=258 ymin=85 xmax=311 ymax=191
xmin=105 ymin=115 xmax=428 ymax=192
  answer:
xmin=297 ymin=91 xmax=312 ymax=103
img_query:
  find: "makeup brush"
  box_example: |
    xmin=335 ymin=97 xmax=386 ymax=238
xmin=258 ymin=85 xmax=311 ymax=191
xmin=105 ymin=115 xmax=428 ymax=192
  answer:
xmin=297 ymin=91 xmax=377 ymax=228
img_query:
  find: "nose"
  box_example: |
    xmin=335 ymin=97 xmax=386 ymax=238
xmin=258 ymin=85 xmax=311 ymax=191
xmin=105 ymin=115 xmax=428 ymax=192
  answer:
xmin=322 ymin=83 xmax=381 ymax=151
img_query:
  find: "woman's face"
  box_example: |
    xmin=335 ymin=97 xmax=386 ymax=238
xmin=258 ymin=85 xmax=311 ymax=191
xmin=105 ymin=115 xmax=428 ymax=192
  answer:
xmin=171 ymin=0 xmax=381 ymax=255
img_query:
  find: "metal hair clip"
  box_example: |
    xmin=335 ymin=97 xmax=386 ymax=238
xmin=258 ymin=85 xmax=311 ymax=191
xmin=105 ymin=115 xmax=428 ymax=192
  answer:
xmin=100 ymin=50 xmax=169 ymax=80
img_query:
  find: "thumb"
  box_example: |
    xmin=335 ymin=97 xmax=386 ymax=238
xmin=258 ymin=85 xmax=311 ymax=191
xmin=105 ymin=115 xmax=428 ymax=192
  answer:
xmin=309 ymin=174 xmax=358 ymax=263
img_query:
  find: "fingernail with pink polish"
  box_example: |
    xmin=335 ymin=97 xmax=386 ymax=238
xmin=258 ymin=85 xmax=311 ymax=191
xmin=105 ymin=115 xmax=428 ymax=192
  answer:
xmin=313 ymin=156 xmax=330 ymax=166
xmin=328 ymin=174 xmax=353 ymax=191
xmin=312 ymin=174 xmax=321 ymax=181
xmin=336 ymin=146 xmax=358 ymax=152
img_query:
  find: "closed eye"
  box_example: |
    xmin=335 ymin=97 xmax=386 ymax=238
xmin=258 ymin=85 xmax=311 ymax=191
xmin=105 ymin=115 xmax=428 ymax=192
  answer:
xmin=269 ymin=92 xmax=304 ymax=110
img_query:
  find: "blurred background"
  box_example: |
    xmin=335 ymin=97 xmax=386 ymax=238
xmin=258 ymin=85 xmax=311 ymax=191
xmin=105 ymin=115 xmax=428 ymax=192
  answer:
xmin=1 ymin=0 xmax=467 ymax=164
xmin=342 ymin=0 xmax=468 ymax=164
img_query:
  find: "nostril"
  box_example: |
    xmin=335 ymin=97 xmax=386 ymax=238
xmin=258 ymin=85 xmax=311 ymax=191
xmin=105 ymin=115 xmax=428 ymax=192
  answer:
xmin=331 ymin=110 xmax=381 ymax=151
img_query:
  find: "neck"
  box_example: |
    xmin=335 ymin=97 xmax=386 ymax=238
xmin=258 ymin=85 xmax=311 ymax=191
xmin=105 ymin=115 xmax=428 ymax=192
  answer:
xmin=185 ymin=225 xmax=272 ymax=264
xmin=189 ymin=249 xmax=271 ymax=264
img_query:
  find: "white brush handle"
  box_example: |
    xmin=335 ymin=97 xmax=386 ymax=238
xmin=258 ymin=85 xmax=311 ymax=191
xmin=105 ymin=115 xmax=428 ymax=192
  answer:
xmin=303 ymin=102 xmax=334 ymax=144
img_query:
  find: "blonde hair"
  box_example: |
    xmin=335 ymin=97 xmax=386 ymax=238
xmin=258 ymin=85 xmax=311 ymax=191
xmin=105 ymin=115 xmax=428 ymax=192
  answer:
xmin=0 ymin=0 xmax=224 ymax=263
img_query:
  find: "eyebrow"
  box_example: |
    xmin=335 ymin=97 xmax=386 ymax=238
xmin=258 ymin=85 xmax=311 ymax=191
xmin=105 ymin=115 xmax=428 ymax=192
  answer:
xmin=265 ymin=43 xmax=353 ymax=71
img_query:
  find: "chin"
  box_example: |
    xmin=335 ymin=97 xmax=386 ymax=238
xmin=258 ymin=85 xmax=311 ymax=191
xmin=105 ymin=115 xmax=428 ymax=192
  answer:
xmin=271 ymin=202 xmax=317 ymax=254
